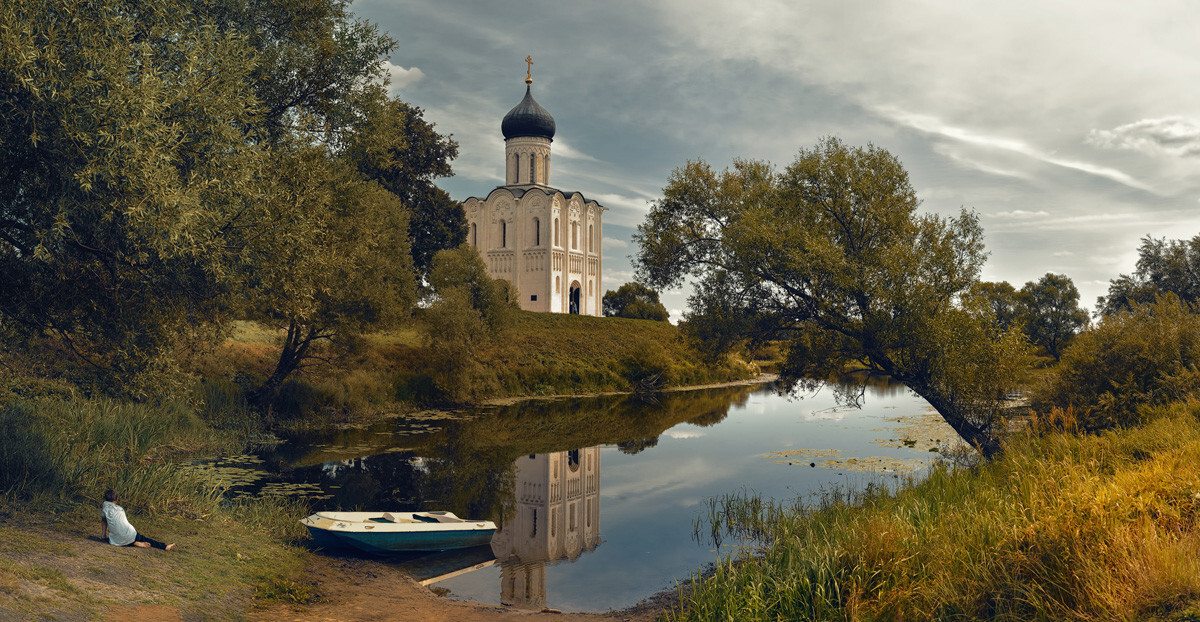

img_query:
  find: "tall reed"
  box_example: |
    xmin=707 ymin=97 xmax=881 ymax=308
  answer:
xmin=0 ymin=398 xmax=230 ymax=516
xmin=673 ymin=402 xmax=1200 ymax=621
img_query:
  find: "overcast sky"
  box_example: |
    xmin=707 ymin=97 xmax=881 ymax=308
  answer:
xmin=356 ymin=0 xmax=1200 ymax=318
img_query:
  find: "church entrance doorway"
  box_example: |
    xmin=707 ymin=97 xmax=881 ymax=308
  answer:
xmin=568 ymin=281 xmax=581 ymax=314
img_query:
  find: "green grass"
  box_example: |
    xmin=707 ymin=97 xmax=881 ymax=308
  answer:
xmin=206 ymin=312 xmax=759 ymax=416
xmin=673 ymin=401 xmax=1200 ymax=621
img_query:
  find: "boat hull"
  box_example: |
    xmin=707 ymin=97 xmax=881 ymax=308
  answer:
xmin=301 ymin=511 xmax=496 ymax=553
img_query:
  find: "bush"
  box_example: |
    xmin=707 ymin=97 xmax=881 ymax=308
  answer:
xmin=1030 ymin=295 xmax=1200 ymax=430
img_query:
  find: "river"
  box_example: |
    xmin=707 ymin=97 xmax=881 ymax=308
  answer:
xmin=197 ymin=377 xmax=960 ymax=612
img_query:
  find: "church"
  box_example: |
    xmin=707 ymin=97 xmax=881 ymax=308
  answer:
xmin=462 ymin=62 xmax=606 ymax=316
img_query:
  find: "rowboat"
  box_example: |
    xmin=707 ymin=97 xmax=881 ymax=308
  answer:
xmin=300 ymin=511 xmax=497 ymax=553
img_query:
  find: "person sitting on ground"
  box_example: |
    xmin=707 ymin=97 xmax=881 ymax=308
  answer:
xmin=100 ymin=489 xmax=175 ymax=551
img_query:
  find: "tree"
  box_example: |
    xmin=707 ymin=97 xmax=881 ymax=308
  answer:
xmin=634 ymin=138 xmax=1031 ymax=457
xmin=1096 ymin=235 xmax=1200 ymax=316
xmin=342 ymin=96 xmax=463 ymax=283
xmin=1030 ymin=294 xmax=1200 ymax=430
xmin=1016 ymin=273 xmax=1089 ymax=360
xmin=603 ymin=283 xmax=670 ymax=321
xmin=969 ymin=281 xmax=1020 ymax=331
xmin=420 ymin=245 xmax=516 ymax=403
xmin=0 ymin=0 xmax=264 ymax=395
xmin=242 ymin=147 xmax=416 ymax=404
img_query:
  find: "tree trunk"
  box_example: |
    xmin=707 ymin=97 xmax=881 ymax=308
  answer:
xmin=250 ymin=321 xmax=314 ymax=407
xmin=905 ymin=382 xmax=1003 ymax=459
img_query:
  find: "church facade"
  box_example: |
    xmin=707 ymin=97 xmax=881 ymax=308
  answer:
xmin=462 ymin=71 xmax=605 ymax=316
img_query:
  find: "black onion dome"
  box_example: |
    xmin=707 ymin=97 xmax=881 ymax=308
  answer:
xmin=501 ymin=85 xmax=556 ymax=140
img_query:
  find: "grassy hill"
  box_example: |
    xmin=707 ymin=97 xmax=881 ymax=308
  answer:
xmin=197 ymin=310 xmax=758 ymax=420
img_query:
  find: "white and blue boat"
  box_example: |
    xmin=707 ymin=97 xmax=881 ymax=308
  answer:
xmin=300 ymin=511 xmax=497 ymax=553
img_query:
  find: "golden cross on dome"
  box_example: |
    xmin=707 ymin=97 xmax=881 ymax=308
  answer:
xmin=525 ymin=56 xmax=533 ymax=84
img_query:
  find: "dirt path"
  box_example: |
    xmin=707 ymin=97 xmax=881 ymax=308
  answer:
xmin=249 ymin=557 xmax=664 ymax=622
xmin=0 ymin=520 xmax=667 ymax=622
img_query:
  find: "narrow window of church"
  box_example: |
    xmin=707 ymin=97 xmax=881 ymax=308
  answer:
xmin=554 ymin=218 xmax=559 ymax=246
xmin=531 ymin=508 xmax=537 ymax=538
xmin=544 ymin=154 xmax=550 ymax=181
xmin=513 ymin=153 xmax=519 ymax=184
xmin=555 ymin=276 xmax=560 ymax=293
xmin=501 ymin=220 xmax=507 ymax=248
xmin=588 ymin=224 xmax=593 ymax=252
xmin=530 ymin=154 xmax=536 ymax=184
xmin=534 ymin=217 xmax=540 ymax=246
xmin=531 ymin=294 xmax=537 ymax=302
xmin=470 ymin=223 xmax=476 ymax=247
xmin=572 ymin=223 xmax=577 ymax=250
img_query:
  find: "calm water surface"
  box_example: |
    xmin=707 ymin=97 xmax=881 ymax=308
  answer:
xmin=221 ymin=379 xmax=952 ymax=612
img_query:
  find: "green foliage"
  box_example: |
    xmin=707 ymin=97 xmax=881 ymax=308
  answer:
xmin=602 ymin=282 xmax=670 ymax=321
xmin=1017 ymin=272 xmax=1089 ymax=360
xmin=970 ymin=281 xmax=1020 ymax=331
xmin=419 ymin=246 xmax=515 ymax=403
xmin=0 ymin=0 xmax=263 ymax=396
xmin=1031 ymin=295 xmax=1200 ymax=430
xmin=1098 ymin=235 xmax=1200 ymax=316
xmin=243 ymin=148 xmax=417 ymax=404
xmin=620 ymin=343 xmax=675 ymax=392
xmin=344 ymin=96 xmax=463 ymax=281
xmin=635 ymin=137 xmax=1029 ymax=457
xmin=673 ymin=404 xmax=1200 ymax=621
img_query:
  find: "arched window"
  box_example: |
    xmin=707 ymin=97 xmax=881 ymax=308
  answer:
xmin=571 ymin=222 xmax=578 ymax=250
xmin=530 ymin=154 xmax=536 ymax=184
xmin=554 ymin=218 xmax=559 ymax=246
xmin=500 ymin=220 xmax=507 ymax=248
xmin=533 ymin=217 xmax=540 ymax=246
xmin=470 ymin=223 xmax=476 ymax=247
xmin=588 ymin=224 xmax=593 ymax=252
xmin=513 ymin=153 xmax=519 ymax=184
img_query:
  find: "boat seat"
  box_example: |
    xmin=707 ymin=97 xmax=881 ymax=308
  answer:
xmin=381 ymin=512 xmax=398 ymax=523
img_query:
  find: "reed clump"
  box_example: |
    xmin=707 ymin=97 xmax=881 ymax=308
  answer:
xmin=674 ymin=402 xmax=1200 ymax=621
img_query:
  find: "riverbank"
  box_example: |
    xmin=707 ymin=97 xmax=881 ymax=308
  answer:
xmin=0 ymin=513 xmax=663 ymax=621
xmin=665 ymin=400 xmax=1200 ymax=621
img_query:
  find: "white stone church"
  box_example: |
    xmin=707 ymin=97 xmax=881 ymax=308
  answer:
xmin=463 ymin=70 xmax=606 ymax=316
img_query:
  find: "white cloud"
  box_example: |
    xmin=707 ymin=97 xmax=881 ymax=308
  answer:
xmin=603 ymin=236 xmax=629 ymax=249
xmin=1087 ymin=117 xmax=1200 ymax=158
xmin=382 ymin=61 xmax=424 ymax=93
xmin=552 ymin=139 xmax=601 ymax=162
xmin=989 ymin=210 xmax=1050 ymax=219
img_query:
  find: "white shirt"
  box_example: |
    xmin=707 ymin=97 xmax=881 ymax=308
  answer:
xmin=101 ymin=501 xmax=137 ymax=546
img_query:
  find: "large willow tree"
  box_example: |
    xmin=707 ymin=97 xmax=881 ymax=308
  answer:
xmin=635 ymin=138 xmax=1029 ymax=457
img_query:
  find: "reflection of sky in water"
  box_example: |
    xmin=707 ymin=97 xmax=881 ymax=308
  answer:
xmin=436 ymin=385 xmax=943 ymax=612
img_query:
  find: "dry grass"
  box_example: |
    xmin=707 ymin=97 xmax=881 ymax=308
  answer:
xmin=675 ymin=401 xmax=1200 ymax=621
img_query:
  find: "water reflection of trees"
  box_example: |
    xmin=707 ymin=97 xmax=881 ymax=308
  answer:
xmin=264 ymin=384 xmax=761 ymax=522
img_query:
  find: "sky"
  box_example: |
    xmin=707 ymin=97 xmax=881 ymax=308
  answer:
xmin=355 ymin=0 xmax=1200 ymax=318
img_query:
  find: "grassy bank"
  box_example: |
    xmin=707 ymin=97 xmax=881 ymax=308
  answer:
xmin=203 ymin=311 xmax=756 ymax=417
xmin=674 ymin=401 xmax=1200 ymax=621
xmin=0 ymin=396 xmax=316 ymax=618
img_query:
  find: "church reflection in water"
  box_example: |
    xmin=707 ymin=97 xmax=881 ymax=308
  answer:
xmin=489 ymin=447 xmax=602 ymax=609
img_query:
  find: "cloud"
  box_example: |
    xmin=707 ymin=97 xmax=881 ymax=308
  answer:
xmin=382 ymin=61 xmax=424 ymax=93
xmin=1087 ymin=117 xmax=1200 ymax=158
xmin=989 ymin=210 xmax=1050 ymax=219
xmin=882 ymin=108 xmax=1154 ymax=192
xmin=551 ymin=139 xmax=601 ymax=162
xmin=603 ymin=236 xmax=629 ymax=249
